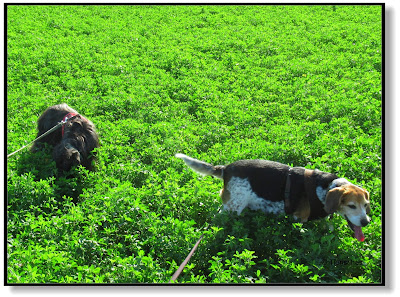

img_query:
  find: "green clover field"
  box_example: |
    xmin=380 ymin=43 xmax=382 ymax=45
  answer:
xmin=7 ymin=5 xmax=382 ymax=284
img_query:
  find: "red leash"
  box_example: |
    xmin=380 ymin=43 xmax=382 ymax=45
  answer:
xmin=169 ymin=234 xmax=204 ymax=283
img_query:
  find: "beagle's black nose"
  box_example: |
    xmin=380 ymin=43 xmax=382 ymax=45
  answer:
xmin=360 ymin=218 xmax=370 ymax=227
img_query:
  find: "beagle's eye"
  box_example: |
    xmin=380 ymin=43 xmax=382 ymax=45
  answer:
xmin=347 ymin=205 xmax=356 ymax=209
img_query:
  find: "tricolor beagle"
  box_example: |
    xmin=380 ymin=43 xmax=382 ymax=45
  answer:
xmin=176 ymin=154 xmax=371 ymax=242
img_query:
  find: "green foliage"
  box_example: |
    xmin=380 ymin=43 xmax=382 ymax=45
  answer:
xmin=7 ymin=5 xmax=381 ymax=284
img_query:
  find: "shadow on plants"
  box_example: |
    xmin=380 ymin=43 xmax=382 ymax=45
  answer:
xmin=10 ymin=145 xmax=89 ymax=207
xmin=193 ymin=209 xmax=365 ymax=283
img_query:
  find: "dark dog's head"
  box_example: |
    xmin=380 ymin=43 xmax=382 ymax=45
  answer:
xmin=53 ymin=117 xmax=99 ymax=172
xmin=53 ymin=141 xmax=81 ymax=171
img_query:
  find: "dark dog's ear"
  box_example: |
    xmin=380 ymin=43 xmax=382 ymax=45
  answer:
xmin=71 ymin=150 xmax=81 ymax=163
xmin=324 ymin=187 xmax=346 ymax=214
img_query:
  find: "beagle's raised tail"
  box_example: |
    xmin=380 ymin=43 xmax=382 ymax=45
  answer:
xmin=175 ymin=153 xmax=224 ymax=179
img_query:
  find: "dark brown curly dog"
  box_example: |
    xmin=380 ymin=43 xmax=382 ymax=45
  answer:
xmin=32 ymin=103 xmax=99 ymax=171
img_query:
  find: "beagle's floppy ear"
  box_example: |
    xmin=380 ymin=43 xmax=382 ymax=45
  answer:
xmin=365 ymin=190 xmax=371 ymax=214
xmin=324 ymin=187 xmax=346 ymax=214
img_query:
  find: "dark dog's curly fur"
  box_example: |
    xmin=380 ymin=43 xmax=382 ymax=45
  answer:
xmin=32 ymin=103 xmax=99 ymax=171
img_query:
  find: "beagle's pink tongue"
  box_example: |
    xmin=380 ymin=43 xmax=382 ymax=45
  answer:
xmin=354 ymin=226 xmax=365 ymax=242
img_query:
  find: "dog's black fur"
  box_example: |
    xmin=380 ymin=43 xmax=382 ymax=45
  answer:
xmin=31 ymin=103 xmax=99 ymax=172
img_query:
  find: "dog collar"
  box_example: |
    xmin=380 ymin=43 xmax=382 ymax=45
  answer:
xmin=61 ymin=112 xmax=78 ymax=137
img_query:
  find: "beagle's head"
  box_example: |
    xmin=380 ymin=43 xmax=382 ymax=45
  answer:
xmin=324 ymin=184 xmax=371 ymax=242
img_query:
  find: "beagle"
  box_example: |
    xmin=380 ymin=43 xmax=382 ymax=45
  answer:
xmin=176 ymin=154 xmax=371 ymax=242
